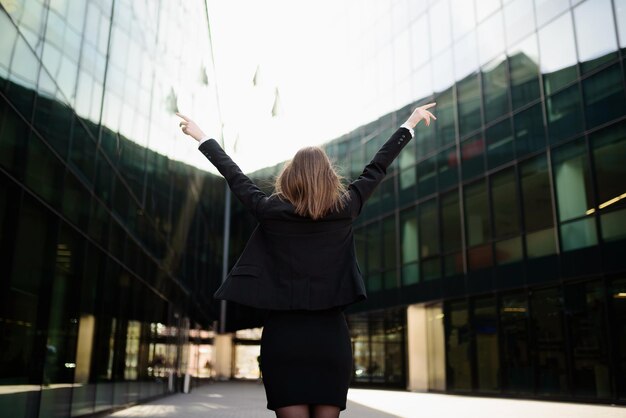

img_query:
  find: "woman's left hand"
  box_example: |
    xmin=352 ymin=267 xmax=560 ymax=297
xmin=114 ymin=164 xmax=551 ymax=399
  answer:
xmin=176 ymin=112 xmax=206 ymax=142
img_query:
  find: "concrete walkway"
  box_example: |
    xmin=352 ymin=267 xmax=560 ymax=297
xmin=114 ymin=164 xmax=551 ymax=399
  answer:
xmin=107 ymin=380 xmax=625 ymax=418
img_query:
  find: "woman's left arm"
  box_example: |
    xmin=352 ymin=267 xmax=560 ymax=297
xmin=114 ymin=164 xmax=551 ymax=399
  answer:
xmin=177 ymin=113 xmax=267 ymax=218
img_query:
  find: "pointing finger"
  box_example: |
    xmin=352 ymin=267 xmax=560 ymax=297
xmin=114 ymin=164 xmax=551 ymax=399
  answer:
xmin=176 ymin=112 xmax=190 ymax=121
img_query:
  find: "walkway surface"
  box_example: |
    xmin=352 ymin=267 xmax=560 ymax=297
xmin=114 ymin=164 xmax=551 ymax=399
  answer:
xmin=106 ymin=380 xmax=625 ymax=418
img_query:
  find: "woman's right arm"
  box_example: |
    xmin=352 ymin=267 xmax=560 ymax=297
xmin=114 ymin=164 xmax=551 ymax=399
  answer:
xmin=348 ymin=103 xmax=436 ymax=217
xmin=177 ymin=113 xmax=267 ymax=219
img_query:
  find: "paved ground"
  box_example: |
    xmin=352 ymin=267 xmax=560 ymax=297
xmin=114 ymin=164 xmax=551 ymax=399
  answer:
xmin=107 ymin=380 xmax=625 ymax=418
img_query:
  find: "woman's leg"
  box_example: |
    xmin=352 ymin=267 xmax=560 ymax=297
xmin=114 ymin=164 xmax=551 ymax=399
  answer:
xmin=275 ymin=404 xmax=310 ymax=418
xmin=312 ymin=404 xmax=340 ymax=418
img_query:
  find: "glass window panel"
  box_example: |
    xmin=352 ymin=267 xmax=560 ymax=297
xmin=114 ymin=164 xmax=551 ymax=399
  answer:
xmin=600 ymin=209 xmax=626 ymax=242
xmin=496 ymin=237 xmax=523 ymax=264
xmin=535 ymin=0 xmax=570 ymax=27
xmin=504 ymin=0 xmax=537 ymax=47
xmin=0 ymin=10 xmax=18 ymax=74
xmin=444 ymin=252 xmax=464 ymax=277
xmin=401 ymin=208 xmax=419 ymax=264
xmin=0 ymin=101 xmax=28 ymax=176
xmin=546 ymin=84 xmax=584 ymax=143
xmin=560 ymin=217 xmax=598 ymax=251
xmin=500 ymin=292 xmax=532 ymax=393
xmin=422 ymin=257 xmax=441 ymax=280
xmin=564 ymin=280 xmax=611 ymax=399
xmin=445 ymin=300 xmax=472 ymax=391
xmin=367 ymin=223 xmax=382 ymax=272
xmin=402 ymin=262 xmax=419 ymax=285
xmin=465 ymin=180 xmax=491 ymax=246
xmin=75 ymin=70 xmax=94 ymax=119
xmin=514 ymin=103 xmax=546 ymax=157
xmin=526 ymin=228 xmax=557 ymax=258
xmin=411 ymin=14 xmax=430 ymax=69
xmin=450 ymin=0 xmax=476 ymax=40
xmin=492 ymin=168 xmax=520 ymax=238
xmin=399 ymin=166 xmax=416 ymax=191
xmin=573 ymin=0 xmax=618 ymax=74
xmin=434 ymin=88 xmax=455 ymax=146
xmin=442 ymin=190 xmax=463 ymax=252
xmin=473 ymin=297 xmax=500 ymax=392
xmin=538 ymin=12 xmax=577 ymax=95
xmin=486 ymin=118 xmax=514 ymax=169
xmin=415 ymin=113 xmax=436 ymax=159
xmin=552 ymin=139 xmax=594 ymax=221
xmin=437 ymin=146 xmax=458 ymax=190
xmin=454 ymin=32 xmax=478 ymax=80
xmin=482 ymin=56 xmax=509 ymax=122
xmin=419 ymin=199 xmax=439 ymax=259
xmin=67 ymin=0 xmax=87 ymax=33
xmin=582 ymin=64 xmax=626 ymax=129
xmin=368 ymin=273 xmax=382 ymax=292
xmin=461 ymin=134 xmax=485 ymax=180
xmin=429 ymin=0 xmax=452 ymax=55
xmin=383 ymin=215 xmax=397 ymax=271
xmin=432 ymin=48 xmax=454 ymax=93
xmin=10 ymin=35 xmax=40 ymax=88
xmin=508 ymin=34 xmax=541 ymax=110
xmin=24 ymin=135 xmax=64 ymax=208
xmin=476 ymin=0 xmax=501 ymax=22
xmin=417 ymin=156 xmax=437 ymax=196
xmin=531 ymin=287 xmax=568 ymax=395
xmin=520 ymin=155 xmax=554 ymax=231
xmin=591 ymin=121 xmax=626 ymax=214
xmin=457 ymin=74 xmax=481 ymax=137
xmin=477 ymin=10 xmax=505 ymax=65
xmin=413 ymin=63 xmax=434 ymax=101
xmin=16 ymin=0 xmax=46 ymax=42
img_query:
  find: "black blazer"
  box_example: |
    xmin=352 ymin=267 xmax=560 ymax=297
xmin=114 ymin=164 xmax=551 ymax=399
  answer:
xmin=200 ymin=127 xmax=413 ymax=310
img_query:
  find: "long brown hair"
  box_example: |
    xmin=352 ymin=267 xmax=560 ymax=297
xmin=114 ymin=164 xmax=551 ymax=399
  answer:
xmin=274 ymin=146 xmax=347 ymax=220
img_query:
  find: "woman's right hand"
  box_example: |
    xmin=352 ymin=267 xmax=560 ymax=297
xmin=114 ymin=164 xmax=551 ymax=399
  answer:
xmin=405 ymin=102 xmax=437 ymax=128
xmin=176 ymin=112 xmax=207 ymax=142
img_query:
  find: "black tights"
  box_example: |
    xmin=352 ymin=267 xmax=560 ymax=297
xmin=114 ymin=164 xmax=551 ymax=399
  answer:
xmin=275 ymin=404 xmax=340 ymax=418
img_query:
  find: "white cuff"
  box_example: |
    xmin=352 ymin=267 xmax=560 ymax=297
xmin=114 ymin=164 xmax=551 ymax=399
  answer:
xmin=400 ymin=122 xmax=414 ymax=138
xmin=198 ymin=136 xmax=211 ymax=147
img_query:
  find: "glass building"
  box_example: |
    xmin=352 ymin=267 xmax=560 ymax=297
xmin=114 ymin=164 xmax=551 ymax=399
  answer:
xmin=0 ymin=0 xmax=252 ymax=417
xmin=322 ymin=0 xmax=626 ymax=403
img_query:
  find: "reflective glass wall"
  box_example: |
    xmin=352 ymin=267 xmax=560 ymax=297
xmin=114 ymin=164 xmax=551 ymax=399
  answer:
xmin=0 ymin=1 xmax=232 ymax=416
xmin=312 ymin=0 xmax=626 ymax=403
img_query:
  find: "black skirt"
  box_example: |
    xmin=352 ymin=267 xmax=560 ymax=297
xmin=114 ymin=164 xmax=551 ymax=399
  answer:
xmin=260 ymin=307 xmax=353 ymax=411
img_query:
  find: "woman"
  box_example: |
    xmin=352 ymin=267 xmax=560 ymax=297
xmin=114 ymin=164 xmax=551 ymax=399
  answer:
xmin=177 ymin=103 xmax=436 ymax=418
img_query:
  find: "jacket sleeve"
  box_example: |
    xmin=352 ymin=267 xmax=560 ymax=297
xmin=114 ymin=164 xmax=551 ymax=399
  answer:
xmin=348 ymin=127 xmax=413 ymax=218
xmin=199 ymin=138 xmax=267 ymax=218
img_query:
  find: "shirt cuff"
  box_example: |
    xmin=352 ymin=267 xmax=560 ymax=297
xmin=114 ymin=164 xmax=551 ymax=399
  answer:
xmin=400 ymin=122 xmax=414 ymax=138
xmin=198 ymin=136 xmax=211 ymax=147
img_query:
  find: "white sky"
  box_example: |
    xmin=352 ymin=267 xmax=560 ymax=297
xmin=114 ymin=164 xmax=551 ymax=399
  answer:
xmin=204 ymin=0 xmax=365 ymax=174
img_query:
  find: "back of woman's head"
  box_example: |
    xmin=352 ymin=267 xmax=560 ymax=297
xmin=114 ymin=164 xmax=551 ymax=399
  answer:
xmin=274 ymin=146 xmax=346 ymax=220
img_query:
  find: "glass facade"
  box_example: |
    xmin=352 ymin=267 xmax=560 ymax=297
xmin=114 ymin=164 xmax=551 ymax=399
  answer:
xmin=306 ymin=0 xmax=626 ymax=405
xmin=0 ymin=1 xmax=244 ymax=417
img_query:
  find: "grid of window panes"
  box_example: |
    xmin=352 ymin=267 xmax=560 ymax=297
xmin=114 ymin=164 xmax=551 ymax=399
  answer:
xmin=444 ymin=276 xmax=625 ymax=400
xmin=0 ymin=1 xmax=228 ymax=417
xmin=321 ymin=0 xmax=626 ymax=308
xmin=346 ymin=307 xmax=407 ymax=388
